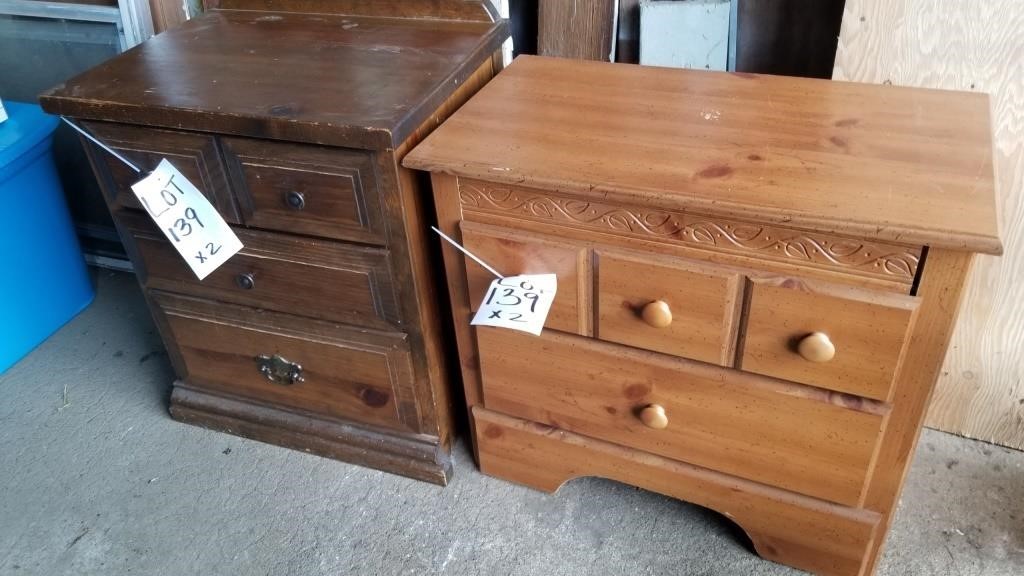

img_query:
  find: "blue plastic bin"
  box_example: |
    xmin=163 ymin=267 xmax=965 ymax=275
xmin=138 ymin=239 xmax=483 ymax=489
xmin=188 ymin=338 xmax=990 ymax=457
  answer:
xmin=0 ymin=101 xmax=94 ymax=374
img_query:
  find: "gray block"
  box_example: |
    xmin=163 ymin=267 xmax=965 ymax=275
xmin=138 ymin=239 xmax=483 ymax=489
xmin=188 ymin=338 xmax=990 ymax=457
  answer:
xmin=640 ymin=0 xmax=731 ymax=70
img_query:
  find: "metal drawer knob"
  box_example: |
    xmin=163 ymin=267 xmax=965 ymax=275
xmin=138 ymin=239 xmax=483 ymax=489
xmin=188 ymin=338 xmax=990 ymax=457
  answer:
xmin=639 ymin=404 xmax=669 ymax=429
xmin=256 ymin=354 xmax=304 ymax=385
xmin=641 ymin=300 xmax=673 ymax=328
xmin=235 ymin=272 xmax=255 ymax=290
xmin=285 ymin=190 xmax=305 ymax=210
xmin=797 ymin=332 xmax=836 ymax=363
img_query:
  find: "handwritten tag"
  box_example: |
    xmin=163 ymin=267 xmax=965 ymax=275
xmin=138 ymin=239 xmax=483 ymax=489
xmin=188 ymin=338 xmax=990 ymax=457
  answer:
xmin=131 ymin=159 xmax=242 ymax=280
xmin=472 ymin=274 xmax=557 ymax=336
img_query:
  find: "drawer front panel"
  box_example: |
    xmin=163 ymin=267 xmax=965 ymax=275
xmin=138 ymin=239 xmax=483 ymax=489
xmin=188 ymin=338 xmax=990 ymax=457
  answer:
xmin=153 ymin=293 xmax=415 ymax=432
xmin=82 ymin=122 xmax=238 ymax=222
xmin=477 ymin=328 xmax=886 ymax=506
xmin=597 ymin=251 xmax=742 ymax=365
xmin=123 ymin=213 xmax=400 ymax=330
xmin=221 ymin=137 xmax=384 ymax=244
xmin=462 ymin=222 xmax=585 ymax=334
xmin=739 ymin=280 xmax=918 ymax=401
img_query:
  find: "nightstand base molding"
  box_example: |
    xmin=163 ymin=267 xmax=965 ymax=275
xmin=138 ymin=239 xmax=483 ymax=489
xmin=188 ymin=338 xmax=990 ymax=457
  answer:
xmin=172 ymin=384 xmax=453 ymax=485
xmin=473 ymin=407 xmax=879 ymax=576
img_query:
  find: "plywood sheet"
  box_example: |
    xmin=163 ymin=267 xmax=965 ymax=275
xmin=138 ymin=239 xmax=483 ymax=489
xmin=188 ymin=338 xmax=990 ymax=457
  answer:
xmin=834 ymin=0 xmax=1024 ymax=449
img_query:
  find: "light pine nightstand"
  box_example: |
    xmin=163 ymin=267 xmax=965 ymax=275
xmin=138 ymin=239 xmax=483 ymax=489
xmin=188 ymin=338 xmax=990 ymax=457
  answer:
xmin=405 ymin=55 xmax=1001 ymax=575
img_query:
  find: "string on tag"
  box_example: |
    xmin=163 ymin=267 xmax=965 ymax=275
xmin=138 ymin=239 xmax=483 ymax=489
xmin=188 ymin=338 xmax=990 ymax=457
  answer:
xmin=60 ymin=116 xmax=142 ymax=174
xmin=431 ymin=226 xmax=503 ymax=279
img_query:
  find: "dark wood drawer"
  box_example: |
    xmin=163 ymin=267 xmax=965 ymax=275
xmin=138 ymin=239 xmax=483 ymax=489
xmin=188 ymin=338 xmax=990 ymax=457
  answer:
xmin=476 ymin=327 xmax=887 ymax=507
xmin=120 ymin=212 xmax=400 ymax=330
xmin=82 ymin=122 xmax=238 ymax=222
xmin=738 ymin=278 xmax=919 ymax=402
xmin=152 ymin=292 xmax=418 ymax=433
xmin=221 ymin=137 xmax=385 ymax=245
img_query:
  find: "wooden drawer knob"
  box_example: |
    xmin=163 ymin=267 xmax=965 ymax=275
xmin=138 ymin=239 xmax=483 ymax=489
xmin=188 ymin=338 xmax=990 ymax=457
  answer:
xmin=641 ymin=300 xmax=673 ymax=328
xmin=797 ymin=332 xmax=836 ymax=363
xmin=639 ymin=404 xmax=669 ymax=429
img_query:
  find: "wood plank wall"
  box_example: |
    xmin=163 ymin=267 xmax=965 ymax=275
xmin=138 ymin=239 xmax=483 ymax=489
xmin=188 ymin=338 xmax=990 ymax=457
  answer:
xmin=150 ymin=0 xmax=189 ymax=33
xmin=835 ymin=0 xmax=1024 ymax=449
xmin=539 ymin=0 xmax=617 ymax=60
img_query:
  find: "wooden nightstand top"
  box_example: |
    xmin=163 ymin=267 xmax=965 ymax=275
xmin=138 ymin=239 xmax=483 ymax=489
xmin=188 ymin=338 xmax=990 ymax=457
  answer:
xmin=405 ymin=55 xmax=1001 ymax=255
xmin=40 ymin=9 xmax=507 ymax=149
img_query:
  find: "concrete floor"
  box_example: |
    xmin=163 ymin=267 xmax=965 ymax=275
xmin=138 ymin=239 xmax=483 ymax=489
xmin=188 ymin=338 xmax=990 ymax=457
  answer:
xmin=1 ymin=269 xmax=1022 ymax=576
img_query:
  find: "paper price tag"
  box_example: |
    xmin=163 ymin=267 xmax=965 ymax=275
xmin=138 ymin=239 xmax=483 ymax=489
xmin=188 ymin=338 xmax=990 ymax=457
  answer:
xmin=472 ymin=274 xmax=557 ymax=336
xmin=131 ymin=159 xmax=242 ymax=280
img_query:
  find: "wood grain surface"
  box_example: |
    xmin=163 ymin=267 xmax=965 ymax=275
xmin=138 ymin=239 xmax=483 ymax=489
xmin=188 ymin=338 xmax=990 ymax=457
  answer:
xmin=473 ymin=408 xmax=881 ymax=576
xmin=41 ymin=10 xmax=508 ymax=149
xmin=834 ymin=0 xmax=1024 ymax=449
xmin=856 ymin=249 xmax=974 ymax=575
xmin=152 ymin=292 xmax=417 ymax=433
xmin=539 ymin=0 xmax=617 ymax=60
xmin=150 ymin=0 xmax=190 ymax=33
xmin=476 ymin=328 xmax=887 ymax=506
xmin=738 ymin=276 xmax=919 ymax=402
xmin=405 ymin=56 xmax=1001 ymax=254
xmin=221 ymin=137 xmax=385 ymax=245
xmin=81 ymin=122 xmax=239 ymax=223
xmin=458 ymin=195 xmax=921 ymax=294
xmin=462 ymin=222 xmax=588 ymax=335
xmin=457 ymin=178 xmax=925 ymax=287
xmin=59 ymin=9 xmax=507 ymax=484
xmin=389 ymin=54 xmax=501 ymax=453
xmin=205 ymin=0 xmax=499 ymax=21
xmin=171 ymin=384 xmax=453 ymax=484
xmin=414 ymin=38 xmax=997 ymax=572
xmin=121 ymin=211 xmax=401 ymax=330
xmin=596 ymin=249 xmax=742 ymax=365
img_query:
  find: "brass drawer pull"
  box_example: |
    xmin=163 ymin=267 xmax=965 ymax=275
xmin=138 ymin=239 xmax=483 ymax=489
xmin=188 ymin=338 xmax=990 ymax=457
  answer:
xmin=284 ymin=190 xmax=305 ymax=210
xmin=797 ymin=332 xmax=836 ymax=363
xmin=235 ymin=272 xmax=255 ymax=290
xmin=256 ymin=353 xmax=304 ymax=385
xmin=641 ymin=300 xmax=673 ymax=328
xmin=639 ymin=404 xmax=669 ymax=429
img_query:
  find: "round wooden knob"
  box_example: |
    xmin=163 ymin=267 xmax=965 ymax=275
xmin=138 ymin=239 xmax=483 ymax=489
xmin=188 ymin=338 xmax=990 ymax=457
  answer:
xmin=641 ymin=300 xmax=673 ymax=328
xmin=797 ymin=332 xmax=836 ymax=363
xmin=639 ymin=404 xmax=669 ymax=429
